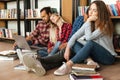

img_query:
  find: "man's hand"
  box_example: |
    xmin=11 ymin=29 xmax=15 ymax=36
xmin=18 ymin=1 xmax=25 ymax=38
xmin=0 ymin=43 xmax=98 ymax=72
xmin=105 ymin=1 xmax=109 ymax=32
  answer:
xmin=13 ymin=42 xmax=17 ymax=50
xmin=26 ymin=36 xmax=32 ymax=41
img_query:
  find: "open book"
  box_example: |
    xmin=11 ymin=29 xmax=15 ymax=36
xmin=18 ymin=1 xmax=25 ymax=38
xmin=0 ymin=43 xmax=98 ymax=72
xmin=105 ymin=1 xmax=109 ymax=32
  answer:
xmin=14 ymin=63 xmax=26 ymax=70
xmin=0 ymin=50 xmax=17 ymax=61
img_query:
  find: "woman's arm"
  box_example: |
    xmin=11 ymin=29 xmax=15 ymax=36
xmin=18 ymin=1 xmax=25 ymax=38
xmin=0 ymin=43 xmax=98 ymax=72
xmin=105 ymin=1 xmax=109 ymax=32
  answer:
xmin=85 ymin=26 xmax=103 ymax=40
xmin=68 ymin=22 xmax=91 ymax=48
xmin=64 ymin=45 xmax=71 ymax=61
xmin=85 ymin=16 xmax=103 ymax=40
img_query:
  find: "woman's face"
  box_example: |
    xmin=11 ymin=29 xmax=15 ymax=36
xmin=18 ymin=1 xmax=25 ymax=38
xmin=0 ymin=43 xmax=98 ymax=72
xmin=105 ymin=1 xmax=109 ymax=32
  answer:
xmin=88 ymin=3 xmax=98 ymax=17
xmin=50 ymin=14 xmax=60 ymax=24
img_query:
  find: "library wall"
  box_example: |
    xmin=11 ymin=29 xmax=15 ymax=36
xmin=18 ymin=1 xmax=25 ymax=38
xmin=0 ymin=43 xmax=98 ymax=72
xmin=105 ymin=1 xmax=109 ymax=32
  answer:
xmin=0 ymin=2 xmax=5 ymax=28
xmin=38 ymin=0 xmax=60 ymax=14
xmin=61 ymin=0 xmax=72 ymax=24
xmin=80 ymin=0 xmax=87 ymax=6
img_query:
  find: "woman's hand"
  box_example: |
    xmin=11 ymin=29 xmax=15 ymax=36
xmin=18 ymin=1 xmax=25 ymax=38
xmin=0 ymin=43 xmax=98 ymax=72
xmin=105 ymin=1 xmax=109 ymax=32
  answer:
xmin=87 ymin=16 xmax=98 ymax=22
xmin=64 ymin=45 xmax=71 ymax=61
xmin=47 ymin=47 xmax=53 ymax=53
xmin=59 ymin=42 xmax=67 ymax=50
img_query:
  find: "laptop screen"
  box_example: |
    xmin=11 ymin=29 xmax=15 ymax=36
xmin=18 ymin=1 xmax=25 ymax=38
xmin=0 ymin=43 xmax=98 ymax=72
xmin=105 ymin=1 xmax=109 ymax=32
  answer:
xmin=13 ymin=35 xmax=31 ymax=50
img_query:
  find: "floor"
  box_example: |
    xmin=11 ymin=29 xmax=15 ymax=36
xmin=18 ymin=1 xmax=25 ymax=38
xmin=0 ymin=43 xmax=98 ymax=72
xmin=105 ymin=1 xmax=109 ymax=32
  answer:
xmin=0 ymin=41 xmax=120 ymax=80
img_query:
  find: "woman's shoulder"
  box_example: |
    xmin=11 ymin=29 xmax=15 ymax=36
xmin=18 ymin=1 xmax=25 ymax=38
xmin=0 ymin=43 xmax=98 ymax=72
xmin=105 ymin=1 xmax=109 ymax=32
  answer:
xmin=63 ymin=22 xmax=72 ymax=28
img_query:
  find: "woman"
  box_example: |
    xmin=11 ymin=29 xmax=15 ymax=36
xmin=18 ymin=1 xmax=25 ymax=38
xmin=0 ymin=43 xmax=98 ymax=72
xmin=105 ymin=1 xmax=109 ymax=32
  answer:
xmin=54 ymin=0 xmax=117 ymax=75
xmin=37 ymin=13 xmax=72 ymax=57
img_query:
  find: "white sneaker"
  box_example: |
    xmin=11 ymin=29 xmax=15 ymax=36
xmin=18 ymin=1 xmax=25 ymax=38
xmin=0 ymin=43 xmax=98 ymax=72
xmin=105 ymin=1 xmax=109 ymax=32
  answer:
xmin=23 ymin=54 xmax=46 ymax=76
xmin=87 ymin=61 xmax=100 ymax=69
xmin=54 ymin=62 xmax=71 ymax=76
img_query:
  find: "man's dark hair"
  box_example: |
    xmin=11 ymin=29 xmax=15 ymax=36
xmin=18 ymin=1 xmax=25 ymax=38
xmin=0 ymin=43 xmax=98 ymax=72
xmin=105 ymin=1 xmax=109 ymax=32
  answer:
xmin=40 ymin=7 xmax=52 ymax=15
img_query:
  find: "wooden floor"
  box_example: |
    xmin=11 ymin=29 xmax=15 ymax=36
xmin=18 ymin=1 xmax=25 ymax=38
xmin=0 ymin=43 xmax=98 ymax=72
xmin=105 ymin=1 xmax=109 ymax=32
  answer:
xmin=0 ymin=41 xmax=120 ymax=80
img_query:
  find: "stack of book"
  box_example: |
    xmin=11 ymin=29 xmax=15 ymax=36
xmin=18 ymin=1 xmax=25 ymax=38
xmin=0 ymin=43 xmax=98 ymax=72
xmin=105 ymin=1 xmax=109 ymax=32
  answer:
xmin=69 ymin=64 xmax=103 ymax=80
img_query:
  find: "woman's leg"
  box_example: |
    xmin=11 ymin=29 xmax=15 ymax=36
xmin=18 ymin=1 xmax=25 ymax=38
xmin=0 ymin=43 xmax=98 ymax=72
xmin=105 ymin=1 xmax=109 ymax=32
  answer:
xmin=54 ymin=41 xmax=115 ymax=76
xmin=71 ymin=41 xmax=84 ymax=54
xmin=71 ymin=41 xmax=115 ymax=65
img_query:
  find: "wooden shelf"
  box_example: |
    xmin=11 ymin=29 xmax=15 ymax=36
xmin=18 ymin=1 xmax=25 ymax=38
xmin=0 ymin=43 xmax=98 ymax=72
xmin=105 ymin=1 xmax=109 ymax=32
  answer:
xmin=115 ymin=49 xmax=120 ymax=53
xmin=0 ymin=37 xmax=15 ymax=43
xmin=26 ymin=17 xmax=42 ymax=20
xmin=0 ymin=18 xmax=24 ymax=21
xmin=0 ymin=0 xmax=17 ymax=2
xmin=0 ymin=37 xmax=14 ymax=40
xmin=110 ymin=16 xmax=120 ymax=19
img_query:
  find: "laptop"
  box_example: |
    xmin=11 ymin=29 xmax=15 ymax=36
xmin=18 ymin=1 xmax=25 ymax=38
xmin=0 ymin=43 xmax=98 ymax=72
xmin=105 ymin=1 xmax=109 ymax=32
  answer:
xmin=13 ymin=35 xmax=31 ymax=50
xmin=13 ymin=35 xmax=46 ymax=51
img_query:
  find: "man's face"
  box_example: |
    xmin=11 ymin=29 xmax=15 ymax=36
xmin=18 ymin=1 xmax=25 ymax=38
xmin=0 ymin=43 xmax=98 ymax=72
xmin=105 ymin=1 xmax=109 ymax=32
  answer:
xmin=40 ymin=10 xmax=50 ymax=23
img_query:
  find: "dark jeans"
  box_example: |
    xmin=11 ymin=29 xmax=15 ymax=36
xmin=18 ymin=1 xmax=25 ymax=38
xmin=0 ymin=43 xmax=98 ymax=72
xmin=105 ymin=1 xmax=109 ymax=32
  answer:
xmin=37 ymin=49 xmax=75 ymax=71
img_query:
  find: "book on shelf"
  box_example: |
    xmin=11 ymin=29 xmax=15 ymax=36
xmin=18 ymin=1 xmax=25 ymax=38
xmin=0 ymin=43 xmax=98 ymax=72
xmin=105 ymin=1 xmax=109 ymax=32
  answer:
xmin=78 ymin=6 xmax=89 ymax=16
xmin=0 ymin=28 xmax=16 ymax=39
xmin=116 ymin=1 xmax=120 ymax=16
xmin=69 ymin=73 xmax=103 ymax=80
xmin=110 ymin=4 xmax=118 ymax=16
xmin=0 ymin=8 xmax=17 ymax=19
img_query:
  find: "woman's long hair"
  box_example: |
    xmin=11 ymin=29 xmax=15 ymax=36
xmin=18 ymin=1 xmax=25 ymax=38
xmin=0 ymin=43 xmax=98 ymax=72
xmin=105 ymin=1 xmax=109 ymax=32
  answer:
xmin=49 ymin=23 xmax=57 ymax=44
xmin=90 ymin=0 xmax=113 ymax=37
xmin=49 ymin=13 xmax=66 ymax=44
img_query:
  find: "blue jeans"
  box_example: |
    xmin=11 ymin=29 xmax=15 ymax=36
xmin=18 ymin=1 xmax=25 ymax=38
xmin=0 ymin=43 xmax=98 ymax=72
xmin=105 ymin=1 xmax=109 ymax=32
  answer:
xmin=71 ymin=40 xmax=115 ymax=65
xmin=37 ymin=41 xmax=61 ymax=57
xmin=48 ymin=41 xmax=61 ymax=56
xmin=37 ymin=48 xmax=48 ymax=57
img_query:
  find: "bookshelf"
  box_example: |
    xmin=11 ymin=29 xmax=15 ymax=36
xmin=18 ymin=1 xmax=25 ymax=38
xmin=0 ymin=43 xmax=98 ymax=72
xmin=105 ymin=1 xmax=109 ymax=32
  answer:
xmin=0 ymin=0 xmax=21 ymax=40
xmin=0 ymin=0 xmax=21 ymax=35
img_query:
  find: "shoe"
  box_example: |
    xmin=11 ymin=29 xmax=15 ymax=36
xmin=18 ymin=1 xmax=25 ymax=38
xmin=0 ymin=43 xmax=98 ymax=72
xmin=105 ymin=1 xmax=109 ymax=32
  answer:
xmin=54 ymin=62 xmax=71 ymax=76
xmin=23 ymin=54 xmax=46 ymax=76
xmin=87 ymin=60 xmax=100 ymax=69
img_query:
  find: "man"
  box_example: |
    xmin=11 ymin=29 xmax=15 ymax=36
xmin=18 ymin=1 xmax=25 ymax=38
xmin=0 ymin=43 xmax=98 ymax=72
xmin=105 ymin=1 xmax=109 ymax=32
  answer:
xmin=14 ymin=7 xmax=52 ymax=49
